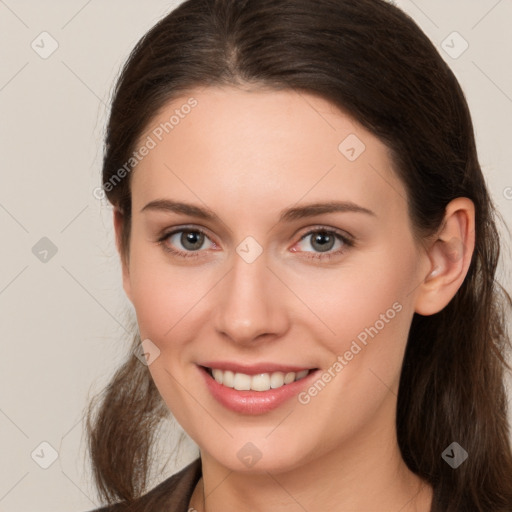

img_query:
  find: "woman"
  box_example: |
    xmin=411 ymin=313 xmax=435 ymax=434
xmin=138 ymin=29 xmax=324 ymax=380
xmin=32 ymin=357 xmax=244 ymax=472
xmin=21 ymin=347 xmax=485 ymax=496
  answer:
xmin=85 ymin=0 xmax=512 ymax=510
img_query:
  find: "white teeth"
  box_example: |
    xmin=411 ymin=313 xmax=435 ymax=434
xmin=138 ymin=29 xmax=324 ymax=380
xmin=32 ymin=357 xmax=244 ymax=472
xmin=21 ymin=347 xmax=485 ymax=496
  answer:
xmin=296 ymin=369 xmax=309 ymax=380
xmin=233 ymin=373 xmax=251 ymax=390
xmin=212 ymin=369 xmax=223 ymax=384
xmin=270 ymin=371 xmax=284 ymax=389
xmin=251 ymin=373 xmax=271 ymax=391
xmin=210 ymin=368 xmax=311 ymax=391
xmin=284 ymin=372 xmax=295 ymax=384
xmin=222 ymin=370 xmax=234 ymax=387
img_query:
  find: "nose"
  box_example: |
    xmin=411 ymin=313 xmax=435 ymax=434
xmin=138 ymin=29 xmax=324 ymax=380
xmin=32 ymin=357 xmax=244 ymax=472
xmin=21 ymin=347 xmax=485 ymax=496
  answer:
xmin=212 ymin=249 xmax=290 ymax=346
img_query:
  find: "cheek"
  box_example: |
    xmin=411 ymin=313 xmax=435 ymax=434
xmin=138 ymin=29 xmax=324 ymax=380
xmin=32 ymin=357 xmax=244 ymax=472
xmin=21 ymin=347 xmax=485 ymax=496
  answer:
xmin=127 ymin=245 xmax=218 ymax=353
xmin=127 ymin=244 xmax=183 ymax=340
xmin=130 ymin=276 xmax=196 ymax=346
xmin=289 ymin=269 xmax=414 ymax=444
xmin=291 ymin=240 xmax=417 ymax=382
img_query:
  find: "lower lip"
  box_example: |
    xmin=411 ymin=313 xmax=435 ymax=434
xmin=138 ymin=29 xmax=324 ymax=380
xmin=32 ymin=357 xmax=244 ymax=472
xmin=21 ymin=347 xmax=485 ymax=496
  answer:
xmin=198 ymin=365 xmax=319 ymax=415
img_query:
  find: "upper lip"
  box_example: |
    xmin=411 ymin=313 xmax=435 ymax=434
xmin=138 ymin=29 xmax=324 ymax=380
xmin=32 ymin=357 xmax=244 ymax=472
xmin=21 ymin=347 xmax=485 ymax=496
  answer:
xmin=199 ymin=361 xmax=317 ymax=375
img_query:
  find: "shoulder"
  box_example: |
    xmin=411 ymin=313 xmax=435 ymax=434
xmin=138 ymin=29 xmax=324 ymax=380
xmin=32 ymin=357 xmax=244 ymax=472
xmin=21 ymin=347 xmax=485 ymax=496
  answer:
xmin=85 ymin=457 xmax=202 ymax=512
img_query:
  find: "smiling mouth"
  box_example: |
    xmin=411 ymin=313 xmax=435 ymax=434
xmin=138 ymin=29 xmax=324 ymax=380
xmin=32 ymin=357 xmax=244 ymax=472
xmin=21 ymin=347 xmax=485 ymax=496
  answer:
xmin=202 ymin=366 xmax=316 ymax=392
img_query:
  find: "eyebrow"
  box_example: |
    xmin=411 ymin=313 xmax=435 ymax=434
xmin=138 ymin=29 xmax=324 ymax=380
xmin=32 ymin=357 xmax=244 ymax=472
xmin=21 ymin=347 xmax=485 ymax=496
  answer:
xmin=140 ymin=199 xmax=376 ymax=222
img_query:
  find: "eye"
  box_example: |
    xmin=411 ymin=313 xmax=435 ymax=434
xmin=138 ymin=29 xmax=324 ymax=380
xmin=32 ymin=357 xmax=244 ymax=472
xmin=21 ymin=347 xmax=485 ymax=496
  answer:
xmin=157 ymin=225 xmax=354 ymax=261
xmin=291 ymin=228 xmax=354 ymax=260
xmin=157 ymin=227 xmax=216 ymax=258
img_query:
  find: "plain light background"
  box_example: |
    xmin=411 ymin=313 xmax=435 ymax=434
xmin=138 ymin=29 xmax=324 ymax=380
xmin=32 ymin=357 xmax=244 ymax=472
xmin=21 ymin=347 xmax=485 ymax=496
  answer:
xmin=1 ymin=1 xmax=511 ymax=510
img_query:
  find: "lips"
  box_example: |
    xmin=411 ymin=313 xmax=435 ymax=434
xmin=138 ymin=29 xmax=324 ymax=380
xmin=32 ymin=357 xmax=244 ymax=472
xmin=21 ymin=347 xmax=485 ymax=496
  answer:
xmin=197 ymin=362 xmax=320 ymax=414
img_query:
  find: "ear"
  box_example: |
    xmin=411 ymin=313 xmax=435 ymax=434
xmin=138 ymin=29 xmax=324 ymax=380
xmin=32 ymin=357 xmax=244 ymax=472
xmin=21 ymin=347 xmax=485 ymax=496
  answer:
xmin=113 ymin=207 xmax=132 ymax=302
xmin=414 ymin=197 xmax=475 ymax=316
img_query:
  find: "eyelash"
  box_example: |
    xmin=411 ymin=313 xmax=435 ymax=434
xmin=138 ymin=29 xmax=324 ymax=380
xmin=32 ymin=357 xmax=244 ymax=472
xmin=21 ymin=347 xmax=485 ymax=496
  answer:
xmin=156 ymin=225 xmax=355 ymax=261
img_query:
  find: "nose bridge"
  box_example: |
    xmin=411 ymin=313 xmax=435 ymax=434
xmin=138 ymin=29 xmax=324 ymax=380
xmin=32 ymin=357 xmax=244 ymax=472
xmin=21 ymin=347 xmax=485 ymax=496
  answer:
xmin=213 ymin=247 xmax=288 ymax=344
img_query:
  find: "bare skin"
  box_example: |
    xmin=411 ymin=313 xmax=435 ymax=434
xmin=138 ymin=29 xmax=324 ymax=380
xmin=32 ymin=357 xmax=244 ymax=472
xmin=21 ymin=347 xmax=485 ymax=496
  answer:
xmin=114 ymin=85 xmax=475 ymax=512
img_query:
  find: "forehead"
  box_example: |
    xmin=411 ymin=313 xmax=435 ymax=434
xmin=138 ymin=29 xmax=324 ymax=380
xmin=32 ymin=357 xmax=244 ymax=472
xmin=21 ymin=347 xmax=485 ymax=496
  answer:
xmin=130 ymin=86 xmax=407 ymax=223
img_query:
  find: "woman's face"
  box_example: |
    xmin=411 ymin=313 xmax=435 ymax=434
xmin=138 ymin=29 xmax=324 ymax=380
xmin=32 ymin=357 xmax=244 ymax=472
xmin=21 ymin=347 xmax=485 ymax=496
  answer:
xmin=121 ymin=86 xmax=432 ymax=473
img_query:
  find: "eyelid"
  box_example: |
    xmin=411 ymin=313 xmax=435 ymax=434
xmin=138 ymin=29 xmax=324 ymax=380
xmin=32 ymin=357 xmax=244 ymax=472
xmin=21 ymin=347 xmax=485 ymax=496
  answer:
xmin=294 ymin=225 xmax=355 ymax=245
xmin=289 ymin=226 xmax=355 ymax=261
xmin=157 ymin=225 xmax=217 ymax=257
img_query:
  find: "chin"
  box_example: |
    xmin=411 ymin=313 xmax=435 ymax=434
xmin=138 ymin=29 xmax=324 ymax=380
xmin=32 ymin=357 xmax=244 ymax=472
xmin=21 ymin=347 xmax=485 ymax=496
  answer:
xmin=196 ymin=431 xmax=318 ymax=475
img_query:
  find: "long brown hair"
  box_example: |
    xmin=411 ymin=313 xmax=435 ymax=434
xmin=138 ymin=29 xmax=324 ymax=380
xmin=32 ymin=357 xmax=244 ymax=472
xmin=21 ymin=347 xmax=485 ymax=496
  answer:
xmin=85 ymin=0 xmax=512 ymax=509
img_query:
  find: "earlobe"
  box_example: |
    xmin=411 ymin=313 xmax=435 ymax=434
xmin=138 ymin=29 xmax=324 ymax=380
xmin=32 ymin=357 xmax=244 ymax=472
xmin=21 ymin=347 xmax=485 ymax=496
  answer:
xmin=414 ymin=198 xmax=475 ymax=316
xmin=113 ymin=207 xmax=132 ymax=302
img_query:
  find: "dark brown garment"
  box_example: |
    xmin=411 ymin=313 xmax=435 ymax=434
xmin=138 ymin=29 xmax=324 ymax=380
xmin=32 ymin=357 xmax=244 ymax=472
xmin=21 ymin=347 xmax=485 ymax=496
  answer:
xmin=86 ymin=458 xmax=202 ymax=512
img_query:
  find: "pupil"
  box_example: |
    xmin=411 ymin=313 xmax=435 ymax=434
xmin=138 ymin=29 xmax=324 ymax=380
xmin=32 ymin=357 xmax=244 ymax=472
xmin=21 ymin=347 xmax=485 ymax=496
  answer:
xmin=182 ymin=231 xmax=203 ymax=250
xmin=313 ymin=232 xmax=334 ymax=252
